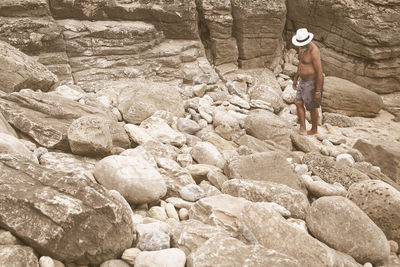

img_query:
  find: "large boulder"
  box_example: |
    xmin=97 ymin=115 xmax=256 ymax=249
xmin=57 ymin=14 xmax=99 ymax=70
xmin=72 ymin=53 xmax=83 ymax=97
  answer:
xmin=286 ymin=0 xmax=400 ymax=93
xmin=321 ymin=77 xmax=384 ymax=117
xmin=0 ymin=245 xmax=39 ymax=267
xmin=231 ymin=0 xmax=286 ymax=69
xmin=94 ymin=154 xmax=167 ymax=204
xmin=248 ymin=85 xmax=285 ymax=114
xmin=0 ymin=90 xmax=128 ymax=150
xmin=226 ymin=152 xmax=306 ymax=194
xmin=348 ymin=180 xmax=400 ymax=245
xmin=221 ymin=179 xmax=310 ymax=219
xmin=187 ymin=234 xmax=299 ymax=267
xmin=353 ymin=139 xmax=400 ymax=184
xmin=302 ymin=152 xmax=370 ymax=189
xmin=382 ymin=92 xmax=400 ymax=122
xmin=239 ymin=202 xmax=361 ymax=266
xmin=306 ymin=196 xmax=390 ymax=265
xmin=0 ymin=41 xmax=57 ymax=93
xmin=0 ymin=154 xmax=134 ymax=264
xmin=244 ymin=109 xmax=292 ymax=149
xmin=118 ymin=82 xmax=185 ymax=124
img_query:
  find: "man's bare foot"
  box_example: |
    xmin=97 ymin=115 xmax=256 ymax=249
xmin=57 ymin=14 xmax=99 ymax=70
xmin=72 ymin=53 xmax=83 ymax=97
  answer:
xmin=307 ymin=129 xmax=318 ymax=135
xmin=297 ymin=129 xmax=307 ymax=135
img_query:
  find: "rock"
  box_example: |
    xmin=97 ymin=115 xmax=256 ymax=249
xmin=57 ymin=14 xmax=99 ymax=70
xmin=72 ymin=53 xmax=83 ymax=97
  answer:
xmin=347 ymin=180 xmax=400 ymax=245
xmin=353 ymin=139 xmax=400 ymax=184
xmin=0 ymin=245 xmax=39 ymax=267
xmin=199 ymin=182 xmax=222 ymax=198
xmin=282 ymin=84 xmax=297 ymax=104
xmin=134 ymin=248 xmax=186 ymax=267
xmin=321 ymin=77 xmax=384 ymax=117
xmin=294 ymin=164 xmax=309 ymax=175
xmin=226 ymin=152 xmax=306 ymax=194
xmin=0 ymin=155 xmax=134 ymax=264
xmin=179 ymin=208 xmax=189 ymax=221
xmin=244 ymin=109 xmax=292 ymax=149
xmin=121 ymin=248 xmax=141 ymax=266
xmin=231 ymin=0 xmax=286 ymax=69
xmin=186 ymin=164 xmax=222 ymax=184
xmin=249 ymin=85 xmax=285 ymax=113
xmin=306 ymin=196 xmax=390 ymax=264
xmin=148 ymin=206 xmax=169 ymax=222
xmin=166 ymin=197 xmax=195 ymax=210
xmin=207 ymin=171 xmax=229 ymax=190
xmin=177 ymin=153 xmax=193 ymax=168
xmin=290 ymin=133 xmax=321 ymax=153
xmin=99 ymin=259 xmax=130 ymax=267
xmin=165 ymin=203 xmax=179 ymax=221
xmin=336 ymin=153 xmax=355 ymax=166
xmin=187 ymin=234 xmax=299 ymax=267
xmin=323 ymin=113 xmax=356 ymax=127
xmin=0 ymin=90 xmax=126 ymax=150
xmin=300 ymin=175 xmax=347 ymax=198
xmin=0 ymin=231 xmax=20 ymax=245
xmin=389 ymin=240 xmax=399 ymax=253
xmin=0 ymin=41 xmax=57 ymax=93
xmin=222 ymin=179 xmax=309 ymax=219
xmin=136 ymin=223 xmax=170 ymax=251
xmin=382 ymin=92 xmax=400 ymax=122
xmin=94 ymin=155 xmax=167 ymax=204
xmin=200 ymin=131 xmax=238 ymax=151
xmin=124 ymin=124 xmax=154 ymax=145
xmin=141 ymin=117 xmax=186 ymax=147
xmin=51 ymin=85 xmax=85 ymax=101
xmin=0 ymin=133 xmax=35 ymax=162
xmin=238 ymin=202 xmax=362 ymax=267
xmin=282 ymin=63 xmax=297 ymax=77
xmin=191 ymin=141 xmax=225 ymax=169
xmin=212 ymin=108 xmax=244 ymax=141
xmin=353 ymin=162 xmax=400 ymax=192
xmin=0 ymin=112 xmax=17 ymax=137
xmin=180 ymin=184 xmax=206 ymax=202
xmin=118 ymin=82 xmax=185 ymax=124
xmin=303 ymin=152 xmax=370 ymax=189
xmin=286 ymin=1 xmax=400 ymax=93
xmin=39 ymin=256 xmax=55 ymax=267
xmin=67 ymin=116 xmax=113 ymax=157
xmin=177 ymin=118 xmax=201 ymax=135
xmin=229 ymin=95 xmax=250 ymax=109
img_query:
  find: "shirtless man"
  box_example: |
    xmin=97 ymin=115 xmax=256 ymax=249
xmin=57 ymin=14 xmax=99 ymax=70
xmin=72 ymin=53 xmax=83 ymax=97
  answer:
xmin=292 ymin=28 xmax=324 ymax=135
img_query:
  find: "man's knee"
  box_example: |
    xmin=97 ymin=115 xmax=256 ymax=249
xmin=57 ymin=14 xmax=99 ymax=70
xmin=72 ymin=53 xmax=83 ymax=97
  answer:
xmin=295 ymin=100 xmax=303 ymax=107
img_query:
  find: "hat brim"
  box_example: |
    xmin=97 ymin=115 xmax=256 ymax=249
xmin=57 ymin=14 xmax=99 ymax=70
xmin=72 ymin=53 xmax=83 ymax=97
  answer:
xmin=292 ymin=33 xmax=314 ymax=46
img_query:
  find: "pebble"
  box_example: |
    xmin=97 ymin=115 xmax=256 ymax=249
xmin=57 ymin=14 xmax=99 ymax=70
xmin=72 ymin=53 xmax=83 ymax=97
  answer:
xmin=179 ymin=208 xmax=189 ymax=221
xmin=179 ymin=184 xmax=206 ymax=202
xmin=148 ymin=206 xmax=168 ymax=222
xmin=39 ymin=256 xmax=55 ymax=267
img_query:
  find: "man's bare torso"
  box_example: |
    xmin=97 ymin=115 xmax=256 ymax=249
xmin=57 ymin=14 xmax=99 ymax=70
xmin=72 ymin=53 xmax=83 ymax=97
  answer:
xmin=298 ymin=42 xmax=319 ymax=80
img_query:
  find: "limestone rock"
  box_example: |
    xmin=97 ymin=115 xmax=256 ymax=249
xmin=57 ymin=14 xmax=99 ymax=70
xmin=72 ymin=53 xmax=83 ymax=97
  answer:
xmin=186 ymin=164 xmax=221 ymax=184
xmin=249 ymin=85 xmax=285 ymax=113
xmin=99 ymin=259 xmax=130 ymax=267
xmin=0 ymin=41 xmax=57 ymax=93
xmin=67 ymin=116 xmax=113 ymax=157
xmin=222 ymin=179 xmax=310 ymax=220
xmin=179 ymin=208 xmax=189 ymax=221
xmin=177 ymin=118 xmax=201 ymax=135
xmin=0 ymin=245 xmax=39 ymax=267
xmin=207 ymin=171 xmax=229 ymax=190
xmin=136 ymin=223 xmax=170 ymax=251
xmin=94 ymin=155 xmax=167 ymax=204
xmin=39 ymin=256 xmax=55 ymax=267
xmin=321 ymin=77 xmax=384 ymax=117
xmin=0 ymin=231 xmax=20 ymax=245
xmin=0 ymin=133 xmax=34 ymax=162
xmin=187 ymin=234 xmax=299 ymax=267
xmin=290 ymin=133 xmax=321 ymax=153
xmin=118 ymin=82 xmax=185 ymax=124
xmin=121 ymin=248 xmax=141 ymax=266
xmin=244 ymin=109 xmax=292 ymax=149
xmin=382 ymin=92 xmax=400 ymax=122
xmin=212 ymin=108 xmax=243 ymax=141
xmin=306 ymin=196 xmax=390 ymax=264
xmin=191 ymin=141 xmax=225 ymax=169
xmin=165 ymin=203 xmax=179 ymax=221
xmin=323 ymin=113 xmax=356 ymax=127
xmin=282 ymin=84 xmax=297 ymax=104
xmin=0 ymin=112 xmax=17 ymax=137
xmin=0 ymin=155 xmax=134 ymax=264
xmin=303 ymin=152 xmax=370 ymax=189
xmin=300 ymin=175 xmax=347 ymax=198
xmin=353 ymin=139 xmax=400 ymax=184
xmin=354 ymin=162 xmax=400 ymax=192
xmin=226 ymin=152 xmax=306 ymax=194
xmin=180 ymin=184 xmax=206 ymax=202
xmin=238 ymin=202 xmax=361 ymax=267
xmin=141 ymin=117 xmax=186 ymax=147
xmin=347 ymin=180 xmax=400 ymax=245
xmin=124 ymin=124 xmax=154 ymax=145
xmin=135 ymin=248 xmax=186 ymax=267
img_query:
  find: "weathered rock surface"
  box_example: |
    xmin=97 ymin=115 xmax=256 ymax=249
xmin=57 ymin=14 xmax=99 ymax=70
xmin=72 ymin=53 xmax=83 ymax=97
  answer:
xmin=221 ymin=179 xmax=310 ymax=219
xmin=353 ymin=139 xmax=400 ymax=184
xmin=244 ymin=109 xmax=292 ymax=149
xmin=382 ymin=92 xmax=400 ymax=122
xmin=118 ymin=82 xmax=185 ymax=124
xmin=248 ymin=85 xmax=285 ymax=114
xmin=135 ymin=248 xmax=186 ymax=267
xmin=0 ymin=245 xmax=39 ymax=267
xmin=348 ymin=180 xmax=400 ymax=245
xmin=140 ymin=117 xmax=186 ymax=147
xmin=306 ymin=196 xmax=390 ymax=265
xmin=0 ymin=90 xmax=127 ymax=150
xmin=290 ymin=133 xmax=321 ymax=153
xmin=136 ymin=223 xmax=170 ymax=251
xmin=300 ymin=175 xmax=347 ymax=198
xmin=100 ymin=259 xmax=131 ymax=267
xmin=0 ymin=133 xmax=34 ymax=161
xmin=94 ymin=154 xmax=167 ymax=204
xmin=323 ymin=112 xmax=356 ymax=127
xmin=0 ymin=111 xmax=17 ymax=137
xmin=0 ymin=41 xmax=57 ymax=93
xmin=303 ymin=152 xmax=370 ymax=189
xmin=0 ymin=154 xmax=134 ymax=264
xmin=321 ymin=77 xmax=384 ymax=117
xmin=226 ymin=152 xmax=306 ymax=194
xmin=191 ymin=141 xmax=225 ymax=169
xmin=187 ymin=234 xmax=299 ymax=267
xmin=286 ymin=0 xmax=400 ymax=93
xmin=238 ymin=202 xmax=362 ymax=267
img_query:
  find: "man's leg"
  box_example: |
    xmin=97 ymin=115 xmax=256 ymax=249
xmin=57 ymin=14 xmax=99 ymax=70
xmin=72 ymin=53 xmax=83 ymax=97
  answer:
xmin=295 ymin=100 xmax=307 ymax=135
xmin=307 ymin=108 xmax=318 ymax=135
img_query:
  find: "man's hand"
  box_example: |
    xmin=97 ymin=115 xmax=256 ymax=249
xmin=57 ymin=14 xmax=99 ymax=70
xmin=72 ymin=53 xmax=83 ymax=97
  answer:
xmin=314 ymin=92 xmax=321 ymax=102
xmin=292 ymin=80 xmax=298 ymax=90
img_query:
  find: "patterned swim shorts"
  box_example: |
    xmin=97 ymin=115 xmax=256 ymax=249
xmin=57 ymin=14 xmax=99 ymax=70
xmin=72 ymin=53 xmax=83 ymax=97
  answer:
xmin=295 ymin=77 xmax=324 ymax=111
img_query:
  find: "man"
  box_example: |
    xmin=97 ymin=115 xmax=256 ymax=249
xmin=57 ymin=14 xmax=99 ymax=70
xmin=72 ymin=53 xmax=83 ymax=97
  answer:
xmin=292 ymin=28 xmax=324 ymax=135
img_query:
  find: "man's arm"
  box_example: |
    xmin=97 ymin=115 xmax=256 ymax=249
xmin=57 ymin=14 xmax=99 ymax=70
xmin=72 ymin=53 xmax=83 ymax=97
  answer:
xmin=292 ymin=65 xmax=300 ymax=90
xmin=311 ymin=48 xmax=323 ymax=93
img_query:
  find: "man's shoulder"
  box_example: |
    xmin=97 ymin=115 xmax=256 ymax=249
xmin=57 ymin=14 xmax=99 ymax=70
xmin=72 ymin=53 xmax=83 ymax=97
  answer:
xmin=310 ymin=42 xmax=321 ymax=55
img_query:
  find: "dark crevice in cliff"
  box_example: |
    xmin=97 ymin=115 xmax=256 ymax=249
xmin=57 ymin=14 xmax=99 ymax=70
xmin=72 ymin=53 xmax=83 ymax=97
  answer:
xmin=195 ymin=0 xmax=214 ymax=65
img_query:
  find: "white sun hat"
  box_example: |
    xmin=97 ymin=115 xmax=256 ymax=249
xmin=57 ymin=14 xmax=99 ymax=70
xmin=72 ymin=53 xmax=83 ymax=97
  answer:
xmin=292 ymin=28 xmax=314 ymax=46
